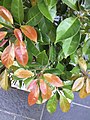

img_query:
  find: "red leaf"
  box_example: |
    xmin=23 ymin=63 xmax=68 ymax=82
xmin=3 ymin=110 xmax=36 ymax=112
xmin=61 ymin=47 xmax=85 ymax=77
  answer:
xmin=1 ymin=43 xmax=15 ymax=68
xmin=0 ymin=32 xmax=7 ymax=40
xmin=0 ymin=6 xmax=13 ymax=24
xmin=20 ymin=25 xmax=37 ymax=42
xmin=43 ymin=73 xmax=63 ymax=87
xmin=0 ymin=39 xmax=8 ymax=47
xmin=40 ymin=79 xmax=47 ymax=95
xmin=28 ymin=84 xmax=39 ymax=106
xmin=15 ymin=40 xmax=28 ymax=66
xmin=27 ymin=80 xmax=37 ymax=91
xmin=14 ymin=28 xmax=22 ymax=42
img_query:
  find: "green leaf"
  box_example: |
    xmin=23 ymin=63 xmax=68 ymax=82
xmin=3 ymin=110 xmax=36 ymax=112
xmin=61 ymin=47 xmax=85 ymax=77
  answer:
xmin=63 ymin=32 xmax=80 ymax=58
xmin=38 ymin=0 xmax=56 ymax=22
xmin=3 ymin=0 xmax=12 ymax=11
xmin=56 ymin=17 xmax=80 ymax=43
xmin=46 ymin=94 xmax=58 ymax=113
xmin=11 ymin=0 xmax=24 ymax=24
xmin=27 ymin=5 xmax=42 ymax=26
xmin=63 ymin=88 xmax=74 ymax=100
xmin=44 ymin=0 xmax=57 ymax=8
xmin=27 ymin=38 xmax=40 ymax=57
xmin=49 ymin=45 xmax=56 ymax=62
xmin=60 ymin=93 xmax=70 ymax=112
xmin=62 ymin=0 xmax=78 ymax=10
xmin=0 ymin=16 xmax=13 ymax=28
xmin=37 ymin=50 xmax=48 ymax=66
xmin=56 ymin=62 xmax=64 ymax=74
xmin=85 ymin=0 xmax=90 ymax=9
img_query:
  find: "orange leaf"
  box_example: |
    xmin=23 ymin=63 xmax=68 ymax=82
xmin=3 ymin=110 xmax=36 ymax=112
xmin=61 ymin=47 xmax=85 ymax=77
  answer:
xmin=14 ymin=68 xmax=34 ymax=78
xmin=43 ymin=73 xmax=63 ymax=87
xmin=14 ymin=28 xmax=22 ymax=42
xmin=42 ymin=84 xmax=52 ymax=100
xmin=1 ymin=44 xmax=15 ymax=68
xmin=0 ymin=6 xmax=13 ymax=24
xmin=28 ymin=84 xmax=39 ymax=106
xmin=86 ymin=78 xmax=90 ymax=93
xmin=27 ymin=80 xmax=37 ymax=91
xmin=15 ymin=40 xmax=28 ymax=66
xmin=0 ymin=32 xmax=7 ymax=40
xmin=21 ymin=25 xmax=37 ymax=42
xmin=40 ymin=79 xmax=47 ymax=95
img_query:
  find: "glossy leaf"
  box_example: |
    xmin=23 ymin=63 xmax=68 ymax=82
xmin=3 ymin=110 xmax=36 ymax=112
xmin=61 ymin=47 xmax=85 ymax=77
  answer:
xmin=40 ymin=79 xmax=47 ymax=95
xmin=86 ymin=78 xmax=90 ymax=93
xmin=0 ymin=31 xmax=7 ymax=40
xmin=14 ymin=68 xmax=34 ymax=79
xmin=14 ymin=28 xmax=22 ymax=42
xmin=56 ymin=17 xmax=80 ymax=43
xmin=78 ymin=57 xmax=87 ymax=72
xmin=79 ymin=85 xmax=88 ymax=99
xmin=0 ymin=6 xmax=13 ymax=24
xmin=44 ymin=73 xmax=63 ymax=87
xmin=72 ymin=77 xmax=84 ymax=91
xmin=28 ymin=84 xmax=39 ymax=106
xmin=60 ymin=94 xmax=70 ymax=112
xmin=63 ymin=32 xmax=80 ymax=58
xmin=1 ymin=44 xmax=15 ymax=68
xmin=27 ymin=80 xmax=37 ymax=91
xmin=63 ymin=88 xmax=74 ymax=100
xmin=0 ymin=69 xmax=10 ymax=90
xmin=62 ymin=0 xmax=77 ymax=10
xmin=15 ymin=40 xmax=28 ymax=66
xmin=44 ymin=0 xmax=57 ymax=8
xmin=21 ymin=25 xmax=37 ymax=42
xmin=49 ymin=45 xmax=56 ymax=62
xmin=11 ymin=0 xmax=24 ymax=24
xmin=0 ymin=39 xmax=8 ymax=47
xmin=46 ymin=94 xmax=58 ymax=113
xmin=3 ymin=0 xmax=12 ymax=11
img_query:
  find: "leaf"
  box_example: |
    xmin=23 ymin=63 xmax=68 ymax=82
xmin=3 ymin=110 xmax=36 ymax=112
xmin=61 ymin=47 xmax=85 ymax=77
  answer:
xmin=0 ymin=69 xmax=10 ymax=90
xmin=0 ymin=24 xmax=3 ymax=28
xmin=21 ymin=25 xmax=37 ymax=42
xmin=49 ymin=45 xmax=56 ymax=62
xmin=40 ymin=79 xmax=47 ymax=95
xmin=0 ymin=31 xmax=7 ymax=40
xmin=14 ymin=68 xmax=34 ymax=79
xmin=11 ymin=0 xmax=24 ymax=24
xmin=42 ymin=84 xmax=52 ymax=100
xmin=31 ymin=0 xmax=37 ymax=6
xmin=62 ymin=0 xmax=78 ymax=10
xmin=78 ymin=57 xmax=87 ymax=72
xmin=27 ymin=5 xmax=42 ymax=26
xmin=38 ymin=0 xmax=56 ymax=22
xmin=82 ymin=39 xmax=90 ymax=55
xmin=14 ymin=28 xmax=22 ymax=42
xmin=63 ymin=88 xmax=74 ymax=100
xmin=60 ymin=93 xmax=70 ymax=112
xmin=46 ymin=94 xmax=58 ymax=113
xmin=0 ymin=6 xmax=13 ymax=24
xmin=72 ymin=77 xmax=84 ymax=91
xmin=0 ymin=39 xmax=8 ymax=47
xmin=15 ymin=40 xmax=28 ymax=66
xmin=1 ymin=44 xmax=15 ymax=68
xmin=86 ymin=78 xmax=90 ymax=93
xmin=44 ymin=0 xmax=57 ymax=8
xmin=3 ymin=0 xmax=12 ymax=11
xmin=85 ymin=0 xmax=90 ymax=9
xmin=44 ymin=73 xmax=63 ymax=87
xmin=28 ymin=84 xmax=39 ymax=106
xmin=63 ymin=32 xmax=80 ymax=58
xmin=56 ymin=17 xmax=80 ymax=43
xmin=37 ymin=51 xmax=48 ymax=66
xmin=27 ymin=80 xmax=37 ymax=91
xmin=79 ymin=85 xmax=89 ymax=99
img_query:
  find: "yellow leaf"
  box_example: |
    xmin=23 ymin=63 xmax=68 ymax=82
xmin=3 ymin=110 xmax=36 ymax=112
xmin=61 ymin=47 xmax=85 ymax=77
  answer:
xmin=86 ymin=78 xmax=90 ymax=93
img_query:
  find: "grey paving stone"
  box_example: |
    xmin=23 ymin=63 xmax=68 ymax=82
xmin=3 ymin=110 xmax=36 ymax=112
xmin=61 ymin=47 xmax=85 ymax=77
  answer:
xmin=15 ymin=116 xmax=34 ymax=120
xmin=0 ymin=111 xmax=14 ymax=120
xmin=42 ymin=93 xmax=90 ymax=120
xmin=0 ymin=88 xmax=43 ymax=120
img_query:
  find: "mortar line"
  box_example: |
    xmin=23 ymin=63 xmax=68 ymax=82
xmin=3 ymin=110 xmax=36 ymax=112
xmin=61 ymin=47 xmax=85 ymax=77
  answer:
xmin=40 ymin=103 xmax=46 ymax=120
xmin=72 ymin=102 xmax=90 ymax=109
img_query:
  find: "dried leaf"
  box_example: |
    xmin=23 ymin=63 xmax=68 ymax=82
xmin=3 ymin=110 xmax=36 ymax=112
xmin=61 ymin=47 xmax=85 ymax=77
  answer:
xmin=28 ymin=84 xmax=39 ymax=106
xmin=78 ymin=57 xmax=87 ymax=72
xmin=0 ymin=6 xmax=13 ymax=24
xmin=14 ymin=28 xmax=22 ymax=42
xmin=1 ymin=44 xmax=15 ymax=68
xmin=72 ymin=77 xmax=84 ymax=91
xmin=15 ymin=40 xmax=28 ymax=66
xmin=86 ymin=78 xmax=90 ymax=93
xmin=14 ymin=68 xmax=34 ymax=79
xmin=0 ymin=31 xmax=7 ymax=40
xmin=44 ymin=73 xmax=63 ymax=87
xmin=40 ymin=79 xmax=47 ymax=95
xmin=21 ymin=25 xmax=37 ymax=42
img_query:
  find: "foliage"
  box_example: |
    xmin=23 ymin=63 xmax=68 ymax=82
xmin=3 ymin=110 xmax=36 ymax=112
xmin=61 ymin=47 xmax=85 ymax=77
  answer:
xmin=0 ymin=0 xmax=90 ymax=113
